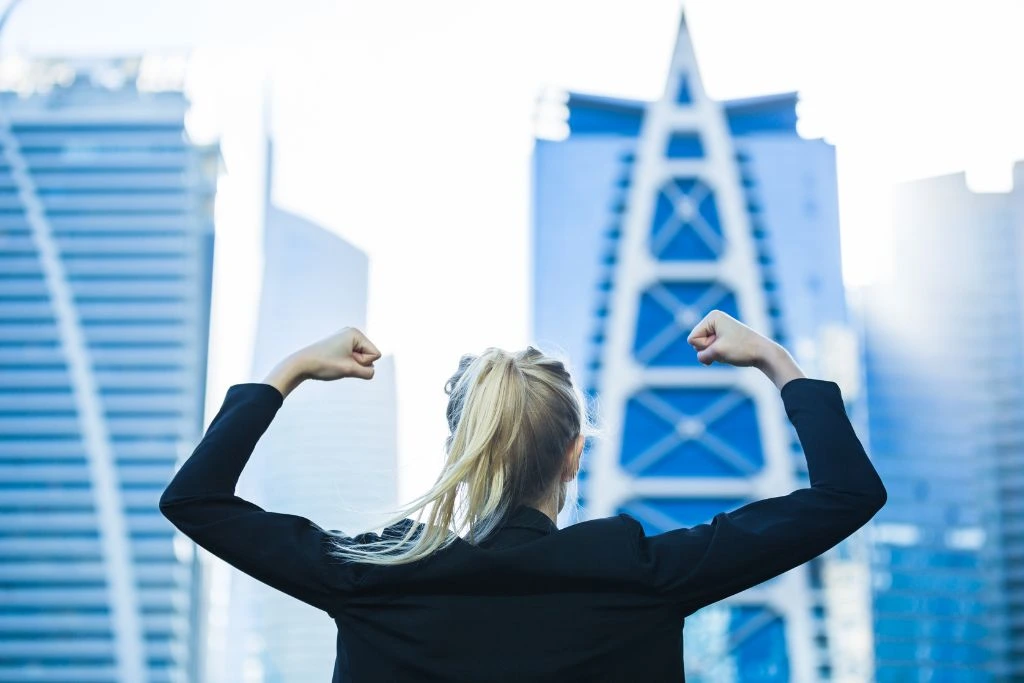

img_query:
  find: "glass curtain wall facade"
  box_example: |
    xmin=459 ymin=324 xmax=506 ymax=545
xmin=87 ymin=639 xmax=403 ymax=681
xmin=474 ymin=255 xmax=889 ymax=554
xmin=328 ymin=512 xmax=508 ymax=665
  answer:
xmin=532 ymin=13 xmax=870 ymax=682
xmin=0 ymin=60 xmax=218 ymax=682
xmin=858 ymin=164 xmax=1024 ymax=681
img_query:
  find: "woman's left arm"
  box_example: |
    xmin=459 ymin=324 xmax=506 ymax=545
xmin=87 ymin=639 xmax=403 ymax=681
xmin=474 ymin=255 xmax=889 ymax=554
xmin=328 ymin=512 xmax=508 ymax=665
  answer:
xmin=159 ymin=327 xmax=382 ymax=617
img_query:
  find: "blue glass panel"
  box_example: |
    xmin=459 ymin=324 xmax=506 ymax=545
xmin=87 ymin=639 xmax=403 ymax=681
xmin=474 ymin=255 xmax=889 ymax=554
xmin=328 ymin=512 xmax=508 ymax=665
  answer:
xmin=566 ymin=96 xmax=644 ymax=136
xmin=683 ymin=605 xmax=789 ymax=681
xmin=733 ymin=608 xmax=788 ymax=681
xmin=648 ymin=179 xmax=723 ymax=261
xmin=11 ymin=123 xmax=184 ymax=134
xmin=724 ymin=94 xmax=799 ymax=136
xmin=676 ymin=74 xmax=692 ymax=104
xmin=873 ymin=593 xmax=987 ymax=617
xmin=885 ymin=546 xmax=979 ymax=570
xmin=632 ymin=282 xmax=740 ymax=366
xmin=618 ymin=498 xmax=746 ymax=534
xmin=886 ymin=571 xmax=985 ymax=594
xmin=877 ymin=667 xmax=992 ymax=683
xmin=621 ymin=386 xmax=764 ymax=477
xmin=874 ymin=616 xmax=987 ymax=641
xmin=875 ymin=640 xmax=990 ymax=665
xmin=665 ymin=133 xmax=704 ymax=159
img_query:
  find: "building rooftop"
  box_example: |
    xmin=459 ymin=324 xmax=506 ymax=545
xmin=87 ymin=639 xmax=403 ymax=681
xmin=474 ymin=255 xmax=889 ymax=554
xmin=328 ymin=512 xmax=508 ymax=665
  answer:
xmin=0 ymin=54 xmax=188 ymax=99
xmin=536 ymin=87 xmax=805 ymax=140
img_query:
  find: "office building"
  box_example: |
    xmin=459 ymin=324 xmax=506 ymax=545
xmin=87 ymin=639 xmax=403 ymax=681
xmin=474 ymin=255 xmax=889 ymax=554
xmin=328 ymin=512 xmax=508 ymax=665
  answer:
xmin=857 ymin=164 xmax=1024 ymax=680
xmin=532 ymin=12 xmax=870 ymax=681
xmin=0 ymin=58 xmax=218 ymax=683
xmin=217 ymin=151 xmax=400 ymax=683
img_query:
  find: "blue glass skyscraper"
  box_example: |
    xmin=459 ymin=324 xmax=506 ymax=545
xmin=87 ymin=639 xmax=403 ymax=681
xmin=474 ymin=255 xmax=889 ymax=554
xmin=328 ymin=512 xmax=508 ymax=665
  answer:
xmin=858 ymin=164 xmax=1024 ymax=680
xmin=0 ymin=59 xmax=218 ymax=682
xmin=532 ymin=13 xmax=870 ymax=681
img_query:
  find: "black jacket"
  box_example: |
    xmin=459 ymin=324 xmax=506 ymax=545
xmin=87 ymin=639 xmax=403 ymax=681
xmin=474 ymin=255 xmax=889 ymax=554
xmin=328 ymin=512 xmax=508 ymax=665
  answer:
xmin=159 ymin=377 xmax=887 ymax=682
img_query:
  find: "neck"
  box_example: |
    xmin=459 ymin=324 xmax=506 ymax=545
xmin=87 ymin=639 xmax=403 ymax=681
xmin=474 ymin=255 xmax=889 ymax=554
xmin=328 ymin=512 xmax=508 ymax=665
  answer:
xmin=529 ymin=486 xmax=562 ymax=525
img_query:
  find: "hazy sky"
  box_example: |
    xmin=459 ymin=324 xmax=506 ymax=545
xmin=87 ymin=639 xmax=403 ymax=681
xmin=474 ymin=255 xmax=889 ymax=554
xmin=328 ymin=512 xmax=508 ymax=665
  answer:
xmin=6 ymin=0 xmax=1024 ymax=499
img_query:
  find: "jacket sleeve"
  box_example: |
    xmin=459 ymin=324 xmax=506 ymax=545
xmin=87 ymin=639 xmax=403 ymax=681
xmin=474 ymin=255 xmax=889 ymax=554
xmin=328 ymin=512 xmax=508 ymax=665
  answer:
xmin=630 ymin=377 xmax=887 ymax=613
xmin=159 ymin=382 xmax=354 ymax=617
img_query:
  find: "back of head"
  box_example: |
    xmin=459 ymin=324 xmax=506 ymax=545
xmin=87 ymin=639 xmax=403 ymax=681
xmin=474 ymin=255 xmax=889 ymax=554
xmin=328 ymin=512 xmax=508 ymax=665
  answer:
xmin=329 ymin=345 xmax=596 ymax=565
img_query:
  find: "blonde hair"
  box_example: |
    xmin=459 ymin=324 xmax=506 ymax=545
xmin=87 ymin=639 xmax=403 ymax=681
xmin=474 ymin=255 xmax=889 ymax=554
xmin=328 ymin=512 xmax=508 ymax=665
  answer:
xmin=326 ymin=345 xmax=598 ymax=566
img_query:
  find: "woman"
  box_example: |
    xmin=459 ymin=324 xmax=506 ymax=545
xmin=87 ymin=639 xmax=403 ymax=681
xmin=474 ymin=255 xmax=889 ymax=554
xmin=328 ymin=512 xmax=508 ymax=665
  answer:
xmin=160 ymin=309 xmax=887 ymax=682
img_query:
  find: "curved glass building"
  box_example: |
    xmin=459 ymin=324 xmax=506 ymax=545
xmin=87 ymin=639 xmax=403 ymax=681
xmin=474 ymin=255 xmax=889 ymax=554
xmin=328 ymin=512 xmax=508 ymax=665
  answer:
xmin=0 ymin=59 xmax=217 ymax=683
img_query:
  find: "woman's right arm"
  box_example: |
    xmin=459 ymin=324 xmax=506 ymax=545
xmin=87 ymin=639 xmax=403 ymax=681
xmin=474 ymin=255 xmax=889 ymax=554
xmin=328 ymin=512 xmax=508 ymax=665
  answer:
xmin=629 ymin=311 xmax=887 ymax=612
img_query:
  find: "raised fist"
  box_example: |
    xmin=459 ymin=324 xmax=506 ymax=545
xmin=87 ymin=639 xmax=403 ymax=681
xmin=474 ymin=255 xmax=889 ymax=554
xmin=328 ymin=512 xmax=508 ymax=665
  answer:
xmin=686 ymin=310 xmax=771 ymax=368
xmin=298 ymin=327 xmax=382 ymax=381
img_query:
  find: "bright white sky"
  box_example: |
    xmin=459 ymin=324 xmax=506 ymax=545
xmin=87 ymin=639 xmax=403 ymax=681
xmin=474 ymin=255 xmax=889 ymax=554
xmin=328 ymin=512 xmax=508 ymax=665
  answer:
xmin=6 ymin=0 xmax=1024 ymax=500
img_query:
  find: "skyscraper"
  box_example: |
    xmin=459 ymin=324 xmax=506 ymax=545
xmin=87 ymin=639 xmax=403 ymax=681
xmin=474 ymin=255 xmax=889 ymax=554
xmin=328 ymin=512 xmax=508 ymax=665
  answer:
xmin=216 ymin=148 xmax=400 ymax=683
xmin=532 ymin=12 xmax=870 ymax=681
xmin=0 ymin=59 xmax=217 ymax=683
xmin=857 ymin=164 xmax=1024 ymax=680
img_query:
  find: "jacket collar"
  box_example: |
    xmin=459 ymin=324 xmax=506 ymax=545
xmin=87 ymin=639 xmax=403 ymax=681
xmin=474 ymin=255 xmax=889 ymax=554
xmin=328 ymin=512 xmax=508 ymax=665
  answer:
xmin=502 ymin=504 xmax=558 ymax=535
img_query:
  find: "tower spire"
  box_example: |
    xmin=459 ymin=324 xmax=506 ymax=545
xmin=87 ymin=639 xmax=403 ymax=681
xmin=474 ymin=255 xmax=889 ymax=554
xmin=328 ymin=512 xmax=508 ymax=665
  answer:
xmin=586 ymin=12 xmax=819 ymax=680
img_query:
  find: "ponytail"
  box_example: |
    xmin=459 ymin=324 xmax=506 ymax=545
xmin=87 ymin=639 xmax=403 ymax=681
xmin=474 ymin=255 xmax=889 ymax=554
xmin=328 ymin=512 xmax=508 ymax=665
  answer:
xmin=327 ymin=346 xmax=597 ymax=566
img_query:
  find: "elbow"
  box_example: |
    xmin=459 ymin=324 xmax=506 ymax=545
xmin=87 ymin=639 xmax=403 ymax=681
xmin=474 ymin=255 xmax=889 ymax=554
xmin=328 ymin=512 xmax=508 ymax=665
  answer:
xmin=860 ymin=484 xmax=887 ymax=520
xmin=851 ymin=468 xmax=888 ymax=518
xmin=158 ymin=499 xmax=175 ymax=522
xmin=158 ymin=480 xmax=175 ymax=509
xmin=875 ymin=484 xmax=888 ymax=509
xmin=158 ymin=493 xmax=194 ymax=535
xmin=868 ymin=471 xmax=888 ymax=511
xmin=834 ymin=483 xmax=887 ymax=524
xmin=872 ymin=485 xmax=888 ymax=513
xmin=158 ymin=486 xmax=184 ymax=521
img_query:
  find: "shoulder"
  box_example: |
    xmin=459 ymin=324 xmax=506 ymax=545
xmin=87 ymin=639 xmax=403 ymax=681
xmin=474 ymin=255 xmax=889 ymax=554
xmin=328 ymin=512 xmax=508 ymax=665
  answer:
xmin=563 ymin=512 xmax=645 ymax=535
xmin=554 ymin=512 xmax=647 ymax=557
xmin=565 ymin=513 xmax=712 ymax=568
xmin=327 ymin=518 xmax=424 ymax=550
xmin=564 ymin=512 xmax=642 ymax=534
xmin=525 ymin=513 xmax=676 ymax=590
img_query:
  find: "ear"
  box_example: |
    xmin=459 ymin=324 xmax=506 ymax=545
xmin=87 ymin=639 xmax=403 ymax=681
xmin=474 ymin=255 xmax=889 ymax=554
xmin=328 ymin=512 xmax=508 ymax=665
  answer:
xmin=561 ymin=434 xmax=585 ymax=482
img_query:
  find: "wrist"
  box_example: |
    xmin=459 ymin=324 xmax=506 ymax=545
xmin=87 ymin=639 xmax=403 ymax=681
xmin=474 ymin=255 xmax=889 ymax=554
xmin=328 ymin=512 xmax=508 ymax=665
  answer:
xmin=752 ymin=339 xmax=784 ymax=370
xmin=753 ymin=341 xmax=805 ymax=391
xmin=286 ymin=350 xmax=315 ymax=380
xmin=263 ymin=352 xmax=311 ymax=399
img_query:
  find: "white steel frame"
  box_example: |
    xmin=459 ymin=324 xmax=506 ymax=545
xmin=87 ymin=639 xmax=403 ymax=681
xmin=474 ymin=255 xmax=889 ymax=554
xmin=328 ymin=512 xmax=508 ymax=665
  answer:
xmin=585 ymin=16 xmax=818 ymax=682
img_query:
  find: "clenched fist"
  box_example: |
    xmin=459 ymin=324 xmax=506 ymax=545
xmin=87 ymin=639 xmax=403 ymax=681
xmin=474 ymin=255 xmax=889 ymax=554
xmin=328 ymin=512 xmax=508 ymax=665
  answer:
xmin=686 ymin=310 xmax=772 ymax=368
xmin=264 ymin=327 xmax=382 ymax=398
xmin=299 ymin=327 xmax=382 ymax=381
